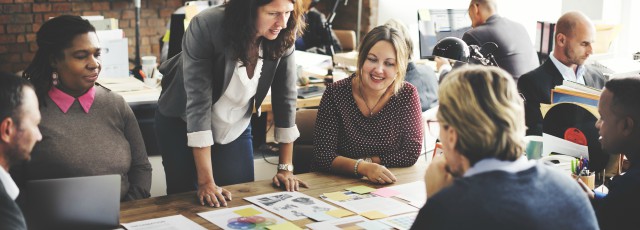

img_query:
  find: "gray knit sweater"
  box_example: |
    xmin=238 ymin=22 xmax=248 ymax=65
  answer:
xmin=25 ymin=86 xmax=152 ymax=201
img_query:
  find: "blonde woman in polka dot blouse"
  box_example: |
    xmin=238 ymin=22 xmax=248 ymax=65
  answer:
xmin=311 ymin=25 xmax=423 ymax=184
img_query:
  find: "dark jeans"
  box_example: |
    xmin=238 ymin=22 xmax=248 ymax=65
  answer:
xmin=155 ymin=110 xmax=255 ymax=195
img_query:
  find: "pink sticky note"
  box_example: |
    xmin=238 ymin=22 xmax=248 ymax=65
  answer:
xmin=372 ymin=187 xmax=401 ymax=198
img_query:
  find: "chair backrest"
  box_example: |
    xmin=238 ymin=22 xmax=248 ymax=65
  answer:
xmin=293 ymin=109 xmax=318 ymax=174
xmin=333 ymin=29 xmax=357 ymax=52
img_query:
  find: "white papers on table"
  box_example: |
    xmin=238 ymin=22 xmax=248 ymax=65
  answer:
xmin=542 ymin=133 xmax=589 ymax=159
xmin=378 ymin=212 xmax=418 ymax=230
xmin=386 ymin=181 xmax=427 ymax=208
xmin=306 ymin=216 xmax=369 ymax=230
xmin=121 ymin=215 xmax=205 ymax=230
xmin=98 ymin=77 xmax=146 ymax=92
xmin=321 ymin=191 xmax=418 ymax=217
xmin=294 ymin=51 xmax=332 ymax=69
xmin=244 ymin=191 xmax=337 ymax=221
xmin=197 ymin=205 xmax=287 ymax=230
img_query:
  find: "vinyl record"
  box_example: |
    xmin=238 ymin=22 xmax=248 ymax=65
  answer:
xmin=543 ymin=103 xmax=608 ymax=171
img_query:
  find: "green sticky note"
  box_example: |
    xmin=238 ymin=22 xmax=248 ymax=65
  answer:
xmin=266 ymin=222 xmax=303 ymax=230
xmin=324 ymin=192 xmax=351 ymax=201
xmin=233 ymin=207 xmax=262 ymax=217
xmin=325 ymin=208 xmax=356 ymax=218
xmin=346 ymin=185 xmax=376 ymax=194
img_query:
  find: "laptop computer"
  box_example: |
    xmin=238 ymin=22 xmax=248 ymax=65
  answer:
xmin=25 ymin=174 xmax=121 ymax=230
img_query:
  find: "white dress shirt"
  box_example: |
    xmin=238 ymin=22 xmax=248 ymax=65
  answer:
xmin=549 ymin=52 xmax=586 ymax=85
xmin=0 ymin=167 xmax=19 ymax=200
xmin=211 ymin=59 xmax=264 ymax=144
xmin=186 ymin=45 xmax=300 ymax=147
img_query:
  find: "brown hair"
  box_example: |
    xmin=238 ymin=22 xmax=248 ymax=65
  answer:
xmin=356 ymin=25 xmax=409 ymax=95
xmin=223 ymin=0 xmax=306 ymax=65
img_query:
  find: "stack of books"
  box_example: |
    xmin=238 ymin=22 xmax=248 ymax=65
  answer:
xmin=551 ymin=80 xmax=601 ymax=107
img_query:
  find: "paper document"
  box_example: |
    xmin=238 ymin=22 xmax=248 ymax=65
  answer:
xmin=321 ymin=191 xmax=418 ymax=216
xmin=542 ymin=133 xmax=589 ymax=159
xmin=121 ymin=215 xmax=205 ymax=230
xmin=387 ymin=181 xmax=427 ymax=208
xmin=294 ymin=51 xmax=332 ymax=69
xmin=244 ymin=192 xmax=337 ymax=221
xmin=378 ymin=212 xmax=418 ymax=230
xmin=561 ymin=80 xmax=602 ymax=95
xmin=198 ymin=205 xmax=287 ymax=230
xmin=306 ymin=216 xmax=369 ymax=230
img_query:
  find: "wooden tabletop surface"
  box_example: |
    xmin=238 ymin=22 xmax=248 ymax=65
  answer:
xmin=120 ymin=160 xmax=428 ymax=229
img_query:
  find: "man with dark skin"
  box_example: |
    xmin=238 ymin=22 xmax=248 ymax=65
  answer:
xmin=579 ymin=76 xmax=640 ymax=230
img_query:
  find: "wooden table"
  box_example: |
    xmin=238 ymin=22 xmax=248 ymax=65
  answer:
xmin=120 ymin=160 xmax=428 ymax=229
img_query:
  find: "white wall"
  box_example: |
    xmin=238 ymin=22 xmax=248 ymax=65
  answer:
xmin=565 ymin=0 xmax=640 ymax=58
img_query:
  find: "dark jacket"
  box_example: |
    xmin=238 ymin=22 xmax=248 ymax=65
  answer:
xmin=0 ymin=180 xmax=27 ymax=230
xmin=462 ymin=15 xmax=539 ymax=81
xmin=518 ymin=59 xmax=606 ymax=135
xmin=592 ymin=161 xmax=640 ymax=230
xmin=297 ymin=8 xmax=342 ymax=53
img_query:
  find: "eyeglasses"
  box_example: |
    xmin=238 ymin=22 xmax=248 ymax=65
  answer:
xmin=426 ymin=119 xmax=440 ymax=138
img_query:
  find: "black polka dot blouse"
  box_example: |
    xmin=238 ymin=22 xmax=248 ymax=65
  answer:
xmin=311 ymin=75 xmax=424 ymax=172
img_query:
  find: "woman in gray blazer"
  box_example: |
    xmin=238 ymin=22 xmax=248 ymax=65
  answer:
xmin=156 ymin=0 xmax=307 ymax=207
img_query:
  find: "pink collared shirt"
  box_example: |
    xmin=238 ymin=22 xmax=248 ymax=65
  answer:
xmin=48 ymin=86 xmax=96 ymax=114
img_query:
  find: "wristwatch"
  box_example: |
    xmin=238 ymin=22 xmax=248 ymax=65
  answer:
xmin=363 ymin=157 xmax=373 ymax=163
xmin=277 ymin=164 xmax=294 ymax=172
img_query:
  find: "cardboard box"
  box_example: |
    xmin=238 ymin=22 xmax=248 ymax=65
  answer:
xmin=89 ymin=18 xmax=119 ymax=31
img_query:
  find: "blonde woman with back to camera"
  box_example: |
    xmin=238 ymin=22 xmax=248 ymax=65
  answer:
xmin=410 ymin=66 xmax=598 ymax=229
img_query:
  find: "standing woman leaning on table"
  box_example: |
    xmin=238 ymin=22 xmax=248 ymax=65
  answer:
xmin=311 ymin=25 xmax=423 ymax=184
xmin=156 ymin=0 xmax=308 ymax=207
xmin=19 ymin=15 xmax=152 ymax=201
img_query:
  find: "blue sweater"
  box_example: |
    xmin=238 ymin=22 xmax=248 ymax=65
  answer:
xmin=411 ymin=163 xmax=598 ymax=230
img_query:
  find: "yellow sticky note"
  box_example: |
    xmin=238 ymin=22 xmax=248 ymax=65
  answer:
xmin=266 ymin=222 xmax=303 ymax=230
xmin=324 ymin=192 xmax=351 ymax=201
xmin=325 ymin=208 xmax=356 ymax=218
xmin=360 ymin=210 xmax=388 ymax=220
xmin=233 ymin=207 xmax=262 ymax=217
xmin=346 ymin=185 xmax=376 ymax=194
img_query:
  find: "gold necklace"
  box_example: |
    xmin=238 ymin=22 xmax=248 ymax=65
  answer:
xmin=359 ymin=78 xmax=385 ymax=117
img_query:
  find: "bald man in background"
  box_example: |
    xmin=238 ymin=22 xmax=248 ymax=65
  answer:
xmin=463 ymin=0 xmax=539 ymax=81
xmin=518 ymin=11 xmax=606 ymax=136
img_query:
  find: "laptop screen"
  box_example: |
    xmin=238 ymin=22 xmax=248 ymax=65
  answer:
xmin=25 ymin=174 xmax=121 ymax=229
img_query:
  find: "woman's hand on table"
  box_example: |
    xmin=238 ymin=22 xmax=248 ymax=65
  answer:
xmin=197 ymin=182 xmax=232 ymax=207
xmin=273 ymin=170 xmax=309 ymax=191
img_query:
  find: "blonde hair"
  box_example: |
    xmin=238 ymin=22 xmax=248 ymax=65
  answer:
xmin=383 ymin=19 xmax=413 ymax=60
xmin=356 ymin=25 xmax=409 ymax=95
xmin=437 ymin=65 xmax=525 ymax=164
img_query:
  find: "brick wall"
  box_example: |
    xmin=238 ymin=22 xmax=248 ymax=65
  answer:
xmin=0 ymin=0 xmax=184 ymax=74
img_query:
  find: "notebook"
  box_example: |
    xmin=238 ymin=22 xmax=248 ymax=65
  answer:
xmin=25 ymin=174 xmax=121 ymax=230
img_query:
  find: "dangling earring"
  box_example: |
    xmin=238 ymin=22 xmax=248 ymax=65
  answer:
xmin=52 ymin=72 xmax=58 ymax=86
